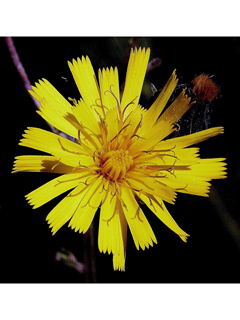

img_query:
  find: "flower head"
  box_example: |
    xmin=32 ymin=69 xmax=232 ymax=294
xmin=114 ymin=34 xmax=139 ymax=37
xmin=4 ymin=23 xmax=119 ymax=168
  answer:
xmin=192 ymin=73 xmax=220 ymax=102
xmin=13 ymin=48 xmax=227 ymax=271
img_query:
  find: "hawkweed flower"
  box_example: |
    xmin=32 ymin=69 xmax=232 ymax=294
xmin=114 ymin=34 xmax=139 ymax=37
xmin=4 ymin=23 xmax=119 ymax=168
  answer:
xmin=12 ymin=48 xmax=227 ymax=271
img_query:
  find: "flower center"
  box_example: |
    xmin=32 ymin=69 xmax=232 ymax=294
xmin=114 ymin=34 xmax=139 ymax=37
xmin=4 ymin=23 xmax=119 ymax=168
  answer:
xmin=99 ymin=149 xmax=133 ymax=181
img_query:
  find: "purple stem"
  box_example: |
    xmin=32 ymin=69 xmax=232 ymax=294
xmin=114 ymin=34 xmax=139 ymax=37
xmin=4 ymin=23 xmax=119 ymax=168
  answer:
xmin=5 ymin=37 xmax=41 ymax=109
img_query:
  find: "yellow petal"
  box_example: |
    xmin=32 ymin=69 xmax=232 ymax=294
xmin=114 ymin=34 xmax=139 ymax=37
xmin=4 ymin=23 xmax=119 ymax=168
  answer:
xmin=120 ymin=48 xmax=150 ymax=116
xmin=98 ymin=192 xmax=118 ymax=254
xmin=132 ymin=89 xmax=194 ymax=152
xmin=127 ymin=172 xmax=176 ymax=204
xmin=98 ymin=67 xmax=120 ymax=111
xmin=26 ymin=171 xmax=92 ymax=209
xmin=104 ymin=106 xmax=120 ymax=141
xmin=30 ymin=78 xmax=72 ymax=114
xmin=68 ymin=176 xmax=103 ymax=233
xmin=159 ymin=158 xmax=226 ymax=197
xmin=155 ymin=89 xmax=193 ymax=126
xmin=134 ymin=147 xmax=200 ymax=168
xmin=129 ymin=114 xmax=174 ymax=154
xmin=156 ymin=127 xmax=224 ymax=150
xmin=46 ymin=183 xmax=90 ymax=235
xmin=37 ymin=97 xmax=79 ymax=140
xmin=98 ymin=191 xmax=125 ymax=256
xmin=139 ymin=193 xmax=189 ymax=242
xmin=141 ymin=69 xmax=178 ymax=133
xmin=30 ymin=79 xmax=78 ymax=139
xmin=112 ymin=200 xmax=127 ymax=271
xmin=186 ymin=158 xmax=227 ymax=180
xmin=71 ymin=99 xmax=102 ymax=150
xmin=12 ymin=155 xmax=73 ymax=173
xmin=68 ymin=56 xmax=102 ymax=116
xmin=163 ymin=170 xmax=212 ymax=197
xmin=120 ymin=186 xmax=157 ymax=250
xmin=20 ymin=127 xmax=94 ymax=168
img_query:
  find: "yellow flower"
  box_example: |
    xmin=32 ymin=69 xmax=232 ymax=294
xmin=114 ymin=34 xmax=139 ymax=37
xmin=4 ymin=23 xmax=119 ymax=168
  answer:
xmin=12 ymin=48 xmax=227 ymax=271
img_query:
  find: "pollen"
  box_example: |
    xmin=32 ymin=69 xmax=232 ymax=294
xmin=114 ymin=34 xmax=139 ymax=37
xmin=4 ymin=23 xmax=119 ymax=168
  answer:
xmin=99 ymin=149 xmax=133 ymax=181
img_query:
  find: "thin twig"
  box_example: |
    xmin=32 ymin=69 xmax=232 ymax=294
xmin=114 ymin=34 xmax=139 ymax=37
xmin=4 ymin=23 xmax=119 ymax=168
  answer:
xmin=5 ymin=37 xmax=41 ymax=110
xmin=5 ymin=37 xmax=61 ymax=135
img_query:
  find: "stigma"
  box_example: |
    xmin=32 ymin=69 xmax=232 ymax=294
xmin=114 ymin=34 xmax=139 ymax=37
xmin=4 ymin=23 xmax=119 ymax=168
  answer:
xmin=98 ymin=149 xmax=133 ymax=181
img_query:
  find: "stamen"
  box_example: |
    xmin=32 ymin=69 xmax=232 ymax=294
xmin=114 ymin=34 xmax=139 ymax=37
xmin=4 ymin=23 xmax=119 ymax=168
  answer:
xmin=174 ymin=123 xmax=181 ymax=131
xmin=110 ymin=123 xmax=131 ymax=143
xmin=104 ymin=84 xmax=124 ymax=124
xmin=54 ymin=175 xmax=91 ymax=187
xmin=175 ymin=184 xmax=188 ymax=192
xmin=146 ymin=193 xmax=164 ymax=212
xmin=143 ymin=145 xmax=177 ymax=154
xmin=90 ymin=98 xmax=106 ymax=111
xmin=58 ymin=138 xmax=91 ymax=156
xmin=123 ymin=114 xmax=145 ymax=149
xmin=51 ymin=158 xmax=62 ymax=171
xmin=122 ymin=96 xmax=138 ymax=118
xmin=131 ymin=205 xmax=143 ymax=222
xmin=129 ymin=114 xmax=143 ymax=138
xmin=150 ymin=161 xmax=177 ymax=180
xmin=104 ymin=85 xmax=120 ymax=109
xmin=130 ymin=134 xmax=145 ymax=141
xmin=95 ymin=96 xmax=109 ymax=118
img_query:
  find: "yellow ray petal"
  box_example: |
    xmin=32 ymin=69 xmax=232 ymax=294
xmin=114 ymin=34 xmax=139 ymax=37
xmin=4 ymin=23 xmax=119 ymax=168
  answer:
xmin=68 ymin=56 xmax=102 ymax=116
xmin=120 ymin=48 xmax=150 ymax=116
xmin=132 ymin=89 xmax=192 ymax=152
xmin=116 ymin=104 xmax=147 ymax=151
xmin=26 ymin=171 xmax=92 ymax=209
xmin=113 ymin=253 xmax=125 ymax=271
xmin=155 ymin=88 xmax=194 ymax=126
xmin=112 ymin=200 xmax=127 ymax=271
xmin=187 ymin=158 xmax=227 ymax=180
xmin=30 ymin=78 xmax=72 ymax=114
xmin=98 ymin=192 xmax=122 ymax=255
xmin=19 ymin=127 xmax=94 ymax=167
xmin=132 ymin=89 xmax=194 ymax=153
xmin=104 ymin=107 xmax=121 ymax=142
xmin=72 ymin=98 xmax=102 ymax=142
xmin=120 ymin=186 xmax=157 ymax=250
xmin=68 ymin=176 xmax=103 ymax=233
xmin=126 ymin=172 xmax=176 ymax=204
xmin=12 ymin=155 xmax=73 ymax=173
xmin=141 ymin=69 xmax=178 ymax=133
xmin=156 ymin=127 xmax=224 ymax=150
xmin=162 ymin=158 xmax=226 ymax=197
xmin=37 ymin=97 xmax=79 ymax=140
xmin=30 ymin=79 xmax=79 ymax=139
xmin=98 ymin=67 xmax=120 ymax=111
xmin=163 ymin=170 xmax=212 ymax=197
xmin=139 ymin=193 xmax=189 ymax=242
xmin=128 ymin=114 xmax=174 ymax=154
xmin=134 ymin=147 xmax=200 ymax=168
xmin=46 ymin=183 xmax=91 ymax=235
xmin=98 ymin=191 xmax=127 ymax=268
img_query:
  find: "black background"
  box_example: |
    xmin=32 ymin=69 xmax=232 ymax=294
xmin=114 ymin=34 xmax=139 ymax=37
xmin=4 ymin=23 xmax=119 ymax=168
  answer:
xmin=2 ymin=37 xmax=240 ymax=283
